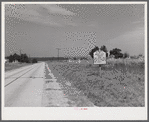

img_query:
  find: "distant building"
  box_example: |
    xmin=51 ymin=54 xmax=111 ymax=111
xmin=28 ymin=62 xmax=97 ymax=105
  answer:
xmin=5 ymin=59 xmax=9 ymax=63
xmin=12 ymin=60 xmax=18 ymax=63
xmin=138 ymin=55 xmax=144 ymax=62
xmin=107 ymin=51 xmax=110 ymax=57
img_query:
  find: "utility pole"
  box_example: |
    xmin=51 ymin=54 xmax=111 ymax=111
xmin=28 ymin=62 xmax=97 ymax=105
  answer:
xmin=56 ymin=48 xmax=61 ymax=62
xmin=20 ymin=49 xmax=22 ymax=55
xmin=20 ymin=49 xmax=22 ymax=63
xmin=29 ymin=54 xmax=30 ymax=63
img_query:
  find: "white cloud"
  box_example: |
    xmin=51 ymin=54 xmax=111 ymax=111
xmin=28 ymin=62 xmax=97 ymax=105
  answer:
xmin=40 ymin=4 xmax=75 ymax=16
xmin=122 ymin=27 xmax=144 ymax=37
xmin=5 ymin=4 xmax=76 ymax=27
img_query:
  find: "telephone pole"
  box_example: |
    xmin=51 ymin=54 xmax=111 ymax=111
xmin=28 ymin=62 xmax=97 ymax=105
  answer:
xmin=20 ymin=49 xmax=22 ymax=63
xmin=20 ymin=49 xmax=22 ymax=55
xmin=56 ymin=48 xmax=61 ymax=62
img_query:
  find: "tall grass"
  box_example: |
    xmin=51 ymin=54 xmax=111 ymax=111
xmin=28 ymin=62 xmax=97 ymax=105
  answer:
xmin=49 ymin=58 xmax=145 ymax=107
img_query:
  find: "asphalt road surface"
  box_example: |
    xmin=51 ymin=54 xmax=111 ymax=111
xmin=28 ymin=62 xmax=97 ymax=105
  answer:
xmin=5 ymin=62 xmax=96 ymax=107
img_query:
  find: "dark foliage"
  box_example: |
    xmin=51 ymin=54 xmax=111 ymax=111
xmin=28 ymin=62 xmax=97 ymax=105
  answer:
xmin=100 ymin=45 xmax=107 ymax=53
xmin=20 ymin=54 xmax=29 ymax=63
xmin=32 ymin=58 xmax=38 ymax=63
xmin=89 ymin=46 xmax=99 ymax=58
xmin=123 ymin=52 xmax=129 ymax=58
xmin=8 ymin=55 xmax=14 ymax=62
xmin=110 ymin=48 xmax=123 ymax=59
xmin=7 ymin=53 xmax=30 ymax=63
xmin=100 ymin=45 xmax=108 ymax=57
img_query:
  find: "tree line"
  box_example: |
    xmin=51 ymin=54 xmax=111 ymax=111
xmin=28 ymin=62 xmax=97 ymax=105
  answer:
xmin=89 ymin=45 xmax=130 ymax=59
xmin=6 ymin=53 xmax=38 ymax=63
xmin=6 ymin=46 xmax=142 ymax=63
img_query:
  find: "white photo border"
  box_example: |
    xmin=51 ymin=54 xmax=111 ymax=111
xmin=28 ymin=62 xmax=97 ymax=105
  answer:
xmin=1 ymin=1 xmax=148 ymax=120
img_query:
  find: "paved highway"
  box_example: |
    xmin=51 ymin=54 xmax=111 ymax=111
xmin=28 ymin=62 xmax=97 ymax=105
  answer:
xmin=5 ymin=62 xmax=96 ymax=107
xmin=5 ymin=62 xmax=45 ymax=107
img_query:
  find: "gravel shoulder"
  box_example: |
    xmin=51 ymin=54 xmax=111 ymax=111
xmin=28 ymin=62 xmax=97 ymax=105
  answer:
xmin=42 ymin=63 xmax=96 ymax=107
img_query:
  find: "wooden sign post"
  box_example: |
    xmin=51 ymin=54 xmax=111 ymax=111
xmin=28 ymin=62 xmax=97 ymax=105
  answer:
xmin=93 ymin=50 xmax=106 ymax=76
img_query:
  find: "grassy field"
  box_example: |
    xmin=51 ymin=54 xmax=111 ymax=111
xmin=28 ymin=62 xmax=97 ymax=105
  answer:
xmin=48 ymin=58 xmax=145 ymax=107
xmin=5 ymin=62 xmax=31 ymax=72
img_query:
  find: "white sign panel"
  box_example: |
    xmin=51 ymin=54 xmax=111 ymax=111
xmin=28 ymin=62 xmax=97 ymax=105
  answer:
xmin=93 ymin=50 xmax=106 ymax=64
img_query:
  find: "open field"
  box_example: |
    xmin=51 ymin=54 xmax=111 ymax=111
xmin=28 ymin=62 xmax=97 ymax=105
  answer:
xmin=47 ymin=58 xmax=145 ymax=107
xmin=5 ymin=63 xmax=32 ymax=72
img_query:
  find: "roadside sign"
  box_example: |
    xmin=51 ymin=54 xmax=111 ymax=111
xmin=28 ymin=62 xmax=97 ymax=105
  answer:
xmin=93 ymin=50 xmax=106 ymax=64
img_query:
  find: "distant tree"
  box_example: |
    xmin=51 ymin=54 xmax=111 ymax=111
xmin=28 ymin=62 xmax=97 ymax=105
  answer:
xmin=20 ymin=54 xmax=25 ymax=62
xmin=89 ymin=46 xmax=99 ymax=58
xmin=100 ymin=45 xmax=107 ymax=53
xmin=138 ymin=54 xmax=143 ymax=58
xmin=20 ymin=54 xmax=29 ymax=63
xmin=117 ymin=53 xmax=123 ymax=58
xmin=73 ymin=57 xmax=77 ymax=60
xmin=8 ymin=55 xmax=14 ymax=62
xmin=13 ymin=53 xmax=20 ymax=62
xmin=110 ymin=48 xmax=121 ymax=55
xmin=7 ymin=53 xmax=31 ymax=63
xmin=123 ymin=52 xmax=129 ymax=58
xmin=24 ymin=54 xmax=29 ymax=63
xmin=32 ymin=58 xmax=38 ymax=63
xmin=100 ymin=45 xmax=108 ymax=57
xmin=5 ymin=56 xmax=9 ymax=59
xmin=110 ymin=48 xmax=123 ymax=59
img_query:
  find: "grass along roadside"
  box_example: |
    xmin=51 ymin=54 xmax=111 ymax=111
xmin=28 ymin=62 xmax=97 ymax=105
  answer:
xmin=48 ymin=59 xmax=144 ymax=107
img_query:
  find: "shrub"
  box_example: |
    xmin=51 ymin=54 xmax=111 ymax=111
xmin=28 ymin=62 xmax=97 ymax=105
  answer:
xmin=32 ymin=58 xmax=38 ymax=63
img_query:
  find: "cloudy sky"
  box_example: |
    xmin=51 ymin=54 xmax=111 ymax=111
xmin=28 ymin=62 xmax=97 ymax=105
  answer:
xmin=5 ymin=3 xmax=145 ymax=57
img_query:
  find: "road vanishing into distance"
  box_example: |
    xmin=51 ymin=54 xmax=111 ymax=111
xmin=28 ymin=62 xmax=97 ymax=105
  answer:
xmin=5 ymin=62 xmax=96 ymax=107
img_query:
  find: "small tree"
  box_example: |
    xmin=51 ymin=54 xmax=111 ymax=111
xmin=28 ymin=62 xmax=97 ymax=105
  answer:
xmin=89 ymin=46 xmax=99 ymax=58
xmin=123 ymin=52 xmax=129 ymax=58
xmin=138 ymin=54 xmax=143 ymax=58
xmin=73 ymin=57 xmax=77 ymax=60
xmin=32 ymin=58 xmax=38 ymax=63
xmin=100 ymin=45 xmax=107 ymax=53
xmin=13 ymin=53 xmax=20 ymax=62
xmin=110 ymin=48 xmax=123 ymax=59
xmin=100 ymin=45 xmax=108 ymax=57
xmin=8 ymin=55 xmax=14 ymax=62
xmin=20 ymin=54 xmax=29 ymax=63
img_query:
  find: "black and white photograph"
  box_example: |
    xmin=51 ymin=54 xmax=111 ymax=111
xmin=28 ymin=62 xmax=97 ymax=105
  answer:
xmin=2 ymin=2 xmax=147 ymax=120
